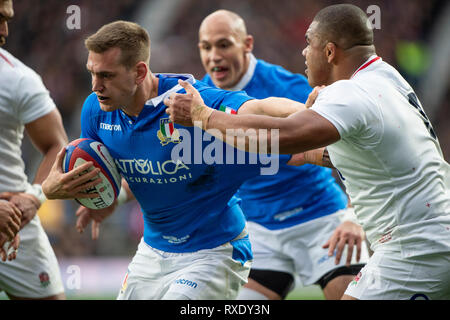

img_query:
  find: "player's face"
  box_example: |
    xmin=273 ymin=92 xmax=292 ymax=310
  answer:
xmin=302 ymin=21 xmax=332 ymax=87
xmin=86 ymin=47 xmax=137 ymax=112
xmin=0 ymin=0 xmax=14 ymax=47
xmin=198 ymin=23 xmax=251 ymax=90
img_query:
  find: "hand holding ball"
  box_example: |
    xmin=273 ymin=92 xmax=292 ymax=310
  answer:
xmin=62 ymin=138 xmax=121 ymax=209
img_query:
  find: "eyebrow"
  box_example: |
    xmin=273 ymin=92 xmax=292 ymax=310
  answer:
xmin=86 ymin=66 xmax=115 ymax=76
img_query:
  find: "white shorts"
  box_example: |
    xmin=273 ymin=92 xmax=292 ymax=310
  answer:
xmin=117 ymin=229 xmax=252 ymax=300
xmin=248 ymin=210 xmax=369 ymax=287
xmin=344 ymin=249 xmax=450 ymax=300
xmin=0 ymin=215 xmax=64 ymax=298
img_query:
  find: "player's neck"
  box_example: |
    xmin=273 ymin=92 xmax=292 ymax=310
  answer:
xmin=123 ymin=73 xmax=159 ymax=117
xmin=331 ymin=46 xmax=376 ymax=82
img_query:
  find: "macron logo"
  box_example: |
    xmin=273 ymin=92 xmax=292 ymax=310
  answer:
xmin=100 ymin=123 xmax=122 ymax=131
xmin=175 ymin=278 xmax=198 ymax=288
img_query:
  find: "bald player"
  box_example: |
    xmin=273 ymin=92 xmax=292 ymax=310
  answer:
xmin=165 ymin=4 xmax=450 ymax=299
xmin=197 ymin=9 xmax=368 ymax=300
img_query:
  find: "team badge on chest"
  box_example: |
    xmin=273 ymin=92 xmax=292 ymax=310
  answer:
xmin=157 ymin=118 xmax=182 ymax=146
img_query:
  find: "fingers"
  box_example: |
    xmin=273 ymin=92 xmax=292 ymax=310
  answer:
xmin=91 ymin=220 xmax=100 ymax=240
xmin=325 ymin=233 xmax=338 ymax=258
xmin=71 ymin=177 xmax=102 ymax=199
xmin=76 ymin=208 xmax=92 ymax=234
xmin=0 ymin=192 xmax=13 ymax=200
xmin=11 ymin=234 xmax=20 ymax=250
xmin=305 ymin=85 xmax=325 ymax=109
xmin=355 ymin=237 xmax=362 ymax=263
xmin=55 ymin=146 xmax=67 ymax=173
xmin=4 ymin=222 xmax=18 ymax=240
xmin=334 ymin=236 xmax=347 ymax=265
xmin=178 ymin=80 xmax=196 ymax=96
xmin=10 ymin=204 xmax=22 ymax=229
xmin=62 ymin=162 xmax=99 ymax=184
xmin=0 ymin=248 xmax=5 ymax=262
xmin=345 ymin=239 xmax=354 ymax=267
xmin=5 ymin=235 xmax=20 ymax=261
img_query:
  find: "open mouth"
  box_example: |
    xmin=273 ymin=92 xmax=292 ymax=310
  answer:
xmin=211 ymin=66 xmax=229 ymax=80
xmin=97 ymin=95 xmax=109 ymax=102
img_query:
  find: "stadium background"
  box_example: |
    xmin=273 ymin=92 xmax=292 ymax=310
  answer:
xmin=2 ymin=0 xmax=449 ymax=299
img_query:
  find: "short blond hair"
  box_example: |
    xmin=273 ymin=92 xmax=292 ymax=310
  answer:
xmin=85 ymin=20 xmax=150 ymax=68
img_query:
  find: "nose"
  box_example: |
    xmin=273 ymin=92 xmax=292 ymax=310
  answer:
xmin=92 ymin=75 xmax=104 ymax=93
xmin=209 ymin=47 xmax=222 ymax=63
xmin=302 ymin=47 xmax=307 ymax=57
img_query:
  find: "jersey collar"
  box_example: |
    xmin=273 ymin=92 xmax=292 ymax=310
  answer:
xmin=145 ymin=73 xmax=196 ymax=107
xmin=350 ymin=55 xmax=381 ymax=79
xmin=227 ymin=53 xmax=257 ymax=91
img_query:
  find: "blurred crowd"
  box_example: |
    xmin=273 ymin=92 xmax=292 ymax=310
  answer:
xmin=4 ymin=0 xmax=448 ymax=257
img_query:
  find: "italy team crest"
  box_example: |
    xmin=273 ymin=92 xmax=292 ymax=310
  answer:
xmin=157 ymin=118 xmax=182 ymax=146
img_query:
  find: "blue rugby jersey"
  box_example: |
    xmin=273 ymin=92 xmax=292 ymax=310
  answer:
xmin=203 ymin=56 xmax=348 ymax=229
xmin=80 ymin=73 xmax=287 ymax=252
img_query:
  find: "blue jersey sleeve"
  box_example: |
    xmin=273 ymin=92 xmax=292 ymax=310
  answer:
xmin=80 ymin=93 xmax=101 ymax=140
xmin=195 ymin=81 xmax=254 ymax=113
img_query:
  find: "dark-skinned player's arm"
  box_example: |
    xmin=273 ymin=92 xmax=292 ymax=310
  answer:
xmin=164 ymin=80 xmax=338 ymax=167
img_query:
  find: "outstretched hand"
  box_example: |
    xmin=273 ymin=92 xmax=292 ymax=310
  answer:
xmin=42 ymin=147 xmax=102 ymax=200
xmin=322 ymin=221 xmax=365 ymax=266
xmin=305 ymin=85 xmax=325 ymax=109
xmin=75 ymin=203 xmax=117 ymax=240
xmin=163 ymin=80 xmax=213 ymax=128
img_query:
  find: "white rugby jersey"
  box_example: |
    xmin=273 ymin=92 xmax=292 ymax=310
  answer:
xmin=312 ymin=56 xmax=450 ymax=257
xmin=0 ymin=48 xmax=56 ymax=193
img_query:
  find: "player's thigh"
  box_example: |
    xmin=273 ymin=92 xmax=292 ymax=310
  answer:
xmin=247 ymin=221 xmax=295 ymax=274
xmin=119 ymin=236 xmax=252 ymax=300
xmin=344 ymin=250 xmax=450 ymax=300
xmin=0 ymin=215 xmax=64 ymax=299
xmin=162 ymin=240 xmax=252 ymax=300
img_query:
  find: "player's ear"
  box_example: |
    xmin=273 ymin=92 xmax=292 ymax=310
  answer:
xmin=325 ymin=42 xmax=337 ymax=63
xmin=244 ymin=35 xmax=254 ymax=53
xmin=135 ymin=62 xmax=148 ymax=85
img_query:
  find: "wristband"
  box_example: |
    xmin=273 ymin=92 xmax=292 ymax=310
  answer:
xmin=116 ymin=187 xmax=128 ymax=206
xmin=25 ymin=184 xmax=47 ymax=205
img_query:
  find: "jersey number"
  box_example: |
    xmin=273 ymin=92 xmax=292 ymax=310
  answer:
xmin=407 ymin=92 xmax=436 ymax=140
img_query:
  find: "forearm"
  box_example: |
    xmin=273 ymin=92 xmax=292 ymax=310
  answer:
xmin=304 ymin=147 xmax=335 ymax=168
xmin=116 ymin=179 xmax=135 ymax=205
xmin=198 ymin=107 xmax=338 ymax=155
xmin=238 ymin=97 xmax=305 ymax=118
xmin=33 ymin=144 xmax=65 ymax=184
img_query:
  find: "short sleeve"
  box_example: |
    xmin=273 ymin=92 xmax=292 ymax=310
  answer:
xmin=311 ymin=80 xmax=382 ymax=148
xmin=196 ymin=83 xmax=254 ymax=113
xmin=17 ymin=71 xmax=56 ymax=124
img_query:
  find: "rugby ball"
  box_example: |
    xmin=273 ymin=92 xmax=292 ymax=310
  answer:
xmin=62 ymin=138 xmax=121 ymax=209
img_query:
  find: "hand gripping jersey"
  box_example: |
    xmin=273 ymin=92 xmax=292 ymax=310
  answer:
xmin=311 ymin=56 xmax=450 ymax=257
xmin=203 ymin=55 xmax=348 ymax=229
xmin=80 ymin=74 xmax=288 ymax=252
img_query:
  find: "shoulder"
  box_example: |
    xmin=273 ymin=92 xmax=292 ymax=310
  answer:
xmin=317 ymin=80 xmax=368 ymax=105
xmin=256 ymin=59 xmax=308 ymax=85
xmin=0 ymin=49 xmax=44 ymax=90
xmin=82 ymin=92 xmax=101 ymax=113
xmin=252 ymin=59 xmax=311 ymax=100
